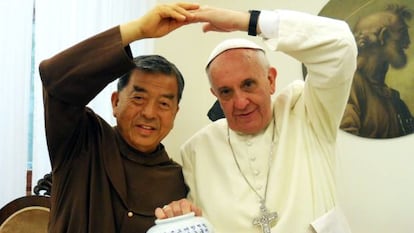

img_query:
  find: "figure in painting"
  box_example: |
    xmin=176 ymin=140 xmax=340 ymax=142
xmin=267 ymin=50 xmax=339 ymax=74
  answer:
xmin=340 ymin=4 xmax=414 ymax=138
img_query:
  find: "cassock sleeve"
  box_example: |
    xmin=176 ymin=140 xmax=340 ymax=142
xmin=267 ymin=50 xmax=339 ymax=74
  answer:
xmin=39 ymin=26 xmax=135 ymax=167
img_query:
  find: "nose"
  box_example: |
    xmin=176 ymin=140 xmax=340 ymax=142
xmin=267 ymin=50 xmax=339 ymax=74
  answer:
xmin=141 ymin=102 xmax=156 ymax=119
xmin=402 ymin=32 xmax=411 ymax=49
xmin=233 ymin=91 xmax=249 ymax=110
xmin=402 ymin=40 xmax=410 ymax=49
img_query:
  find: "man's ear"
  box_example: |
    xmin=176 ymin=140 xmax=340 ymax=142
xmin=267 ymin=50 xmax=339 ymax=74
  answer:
xmin=378 ymin=27 xmax=388 ymax=46
xmin=268 ymin=67 xmax=277 ymax=94
xmin=111 ymin=91 xmax=119 ymax=117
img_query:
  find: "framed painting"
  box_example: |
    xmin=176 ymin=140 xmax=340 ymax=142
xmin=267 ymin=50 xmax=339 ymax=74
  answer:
xmin=318 ymin=0 xmax=414 ymax=139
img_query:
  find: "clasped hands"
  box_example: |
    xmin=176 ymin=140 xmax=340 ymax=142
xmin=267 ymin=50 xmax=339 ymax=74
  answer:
xmin=130 ymin=2 xmax=250 ymax=41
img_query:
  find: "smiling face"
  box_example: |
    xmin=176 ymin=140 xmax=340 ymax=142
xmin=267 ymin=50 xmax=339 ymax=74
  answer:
xmin=208 ymin=48 xmax=277 ymax=134
xmin=111 ymin=70 xmax=179 ymax=153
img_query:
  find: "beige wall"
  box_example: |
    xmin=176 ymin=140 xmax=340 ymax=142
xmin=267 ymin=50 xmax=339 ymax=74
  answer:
xmin=154 ymin=1 xmax=414 ymax=233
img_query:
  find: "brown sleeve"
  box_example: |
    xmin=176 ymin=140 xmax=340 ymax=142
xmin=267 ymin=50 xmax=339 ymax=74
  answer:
xmin=39 ymin=26 xmax=134 ymax=167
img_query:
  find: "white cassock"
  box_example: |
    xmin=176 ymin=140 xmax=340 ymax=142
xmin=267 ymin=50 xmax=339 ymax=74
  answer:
xmin=180 ymin=9 xmax=357 ymax=233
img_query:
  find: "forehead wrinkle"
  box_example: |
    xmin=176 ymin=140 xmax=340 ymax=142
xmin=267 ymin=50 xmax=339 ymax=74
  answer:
xmin=133 ymin=85 xmax=146 ymax=93
xmin=162 ymin=93 xmax=176 ymax=100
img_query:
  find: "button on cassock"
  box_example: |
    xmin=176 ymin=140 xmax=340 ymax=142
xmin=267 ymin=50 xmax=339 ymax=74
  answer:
xmin=127 ymin=211 xmax=133 ymax=217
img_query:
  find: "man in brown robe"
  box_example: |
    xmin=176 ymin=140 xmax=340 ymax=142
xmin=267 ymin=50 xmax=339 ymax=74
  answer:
xmin=39 ymin=3 xmax=200 ymax=233
xmin=340 ymin=4 xmax=414 ymax=138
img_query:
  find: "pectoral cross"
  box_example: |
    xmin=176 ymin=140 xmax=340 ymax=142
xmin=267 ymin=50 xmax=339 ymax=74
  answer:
xmin=253 ymin=201 xmax=278 ymax=233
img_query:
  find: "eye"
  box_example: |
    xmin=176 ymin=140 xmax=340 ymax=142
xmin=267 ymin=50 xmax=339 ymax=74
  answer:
xmin=242 ymin=79 xmax=256 ymax=91
xmin=160 ymin=102 xmax=170 ymax=109
xmin=159 ymin=98 xmax=174 ymax=110
xmin=218 ymin=88 xmax=233 ymax=99
xmin=132 ymin=95 xmax=145 ymax=104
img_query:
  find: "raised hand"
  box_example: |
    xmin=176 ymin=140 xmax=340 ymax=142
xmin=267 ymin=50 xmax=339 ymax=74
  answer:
xmin=192 ymin=6 xmax=250 ymax=33
xmin=120 ymin=2 xmax=199 ymax=45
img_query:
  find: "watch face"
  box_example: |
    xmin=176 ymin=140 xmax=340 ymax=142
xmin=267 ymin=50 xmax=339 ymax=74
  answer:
xmin=316 ymin=0 xmax=414 ymax=139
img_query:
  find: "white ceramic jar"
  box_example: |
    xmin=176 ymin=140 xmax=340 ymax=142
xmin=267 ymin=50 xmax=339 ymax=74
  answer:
xmin=146 ymin=212 xmax=214 ymax=233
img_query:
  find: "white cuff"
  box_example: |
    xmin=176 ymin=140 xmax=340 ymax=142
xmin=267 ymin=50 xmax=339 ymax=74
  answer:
xmin=258 ymin=10 xmax=280 ymax=39
xmin=310 ymin=208 xmax=352 ymax=233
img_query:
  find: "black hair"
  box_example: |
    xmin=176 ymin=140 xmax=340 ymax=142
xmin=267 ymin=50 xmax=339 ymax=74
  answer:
xmin=386 ymin=4 xmax=412 ymax=22
xmin=117 ymin=55 xmax=185 ymax=103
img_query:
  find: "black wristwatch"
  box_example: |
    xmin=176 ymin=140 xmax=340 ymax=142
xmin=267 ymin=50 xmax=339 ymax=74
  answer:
xmin=248 ymin=10 xmax=261 ymax=36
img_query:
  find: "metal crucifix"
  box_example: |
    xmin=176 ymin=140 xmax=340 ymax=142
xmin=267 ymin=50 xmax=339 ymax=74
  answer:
xmin=253 ymin=202 xmax=278 ymax=233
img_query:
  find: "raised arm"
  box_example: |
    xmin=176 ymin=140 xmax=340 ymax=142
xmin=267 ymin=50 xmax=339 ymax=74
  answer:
xmin=39 ymin=2 xmax=199 ymax=165
xmin=193 ymin=6 xmax=357 ymax=140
